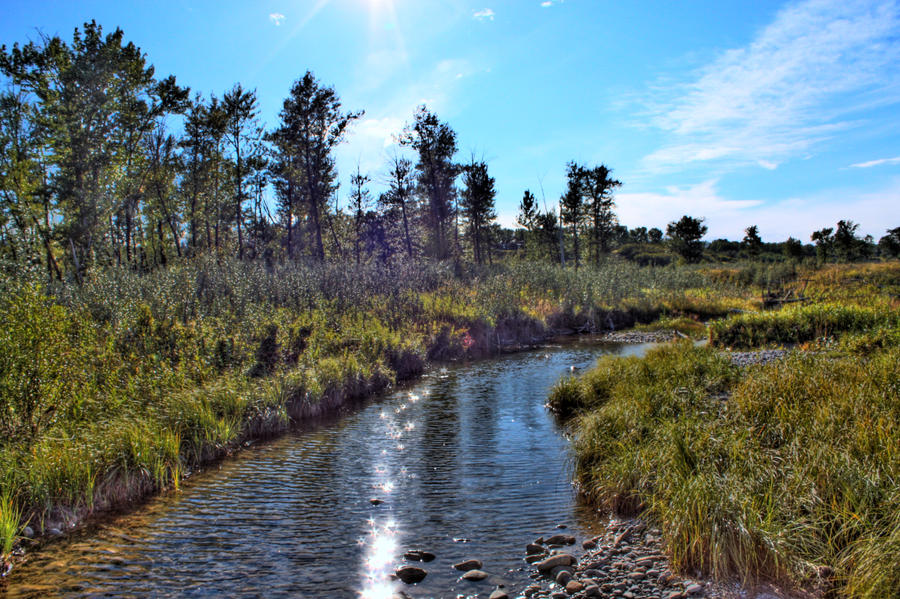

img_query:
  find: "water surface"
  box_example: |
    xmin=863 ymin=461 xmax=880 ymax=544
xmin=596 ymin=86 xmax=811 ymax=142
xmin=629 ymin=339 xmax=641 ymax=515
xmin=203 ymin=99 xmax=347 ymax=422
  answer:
xmin=3 ymin=339 xmax=652 ymax=599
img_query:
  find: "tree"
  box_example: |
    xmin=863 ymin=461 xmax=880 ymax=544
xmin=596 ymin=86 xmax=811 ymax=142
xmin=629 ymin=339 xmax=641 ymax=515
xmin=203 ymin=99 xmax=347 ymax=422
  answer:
xmin=0 ymin=21 xmax=188 ymax=275
xmin=349 ymin=165 xmax=371 ymax=266
xmin=223 ymin=83 xmax=260 ymax=259
xmin=517 ymin=190 xmax=537 ymax=231
xmin=648 ymin=227 xmax=663 ymax=243
xmin=811 ymin=227 xmax=834 ymax=263
xmin=743 ymin=225 xmax=762 ymax=256
xmin=878 ymin=227 xmax=900 ymax=258
xmin=534 ymin=209 xmax=560 ymax=263
xmin=783 ymin=237 xmax=804 ymax=262
xmin=460 ymin=159 xmax=497 ymax=265
xmin=399 ymin=106 xmax=458 ymax=260
xmin=560 ymin=165 xmax=586 ymax=269
xmin=577 ymin=163 xmax=621 ymax=263
xmin=666 ymin=215 xmax=707 ymax=263
xmin=271 ymin=71 xmax=361 ymax=260
xmin=380 ymin=154 xmax=416 ymax=259
xmin=834 ymin=219 xmax=860 ymax=261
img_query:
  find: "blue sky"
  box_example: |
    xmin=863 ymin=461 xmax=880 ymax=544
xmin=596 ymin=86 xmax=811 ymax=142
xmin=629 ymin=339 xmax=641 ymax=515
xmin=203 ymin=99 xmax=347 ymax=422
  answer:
xmin=3 ymin=0 xmax=899 ymax=241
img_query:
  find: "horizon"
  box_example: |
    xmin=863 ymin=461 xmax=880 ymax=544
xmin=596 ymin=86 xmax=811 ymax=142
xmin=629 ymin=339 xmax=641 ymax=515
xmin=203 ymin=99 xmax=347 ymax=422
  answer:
xmin=2 ymin=0 xmax=898 ymax=242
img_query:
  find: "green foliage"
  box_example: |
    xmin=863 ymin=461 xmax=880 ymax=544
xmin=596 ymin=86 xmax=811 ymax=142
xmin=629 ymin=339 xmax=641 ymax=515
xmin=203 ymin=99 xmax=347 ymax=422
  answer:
xmin=666 ymin=215 xmax=708 ymax=263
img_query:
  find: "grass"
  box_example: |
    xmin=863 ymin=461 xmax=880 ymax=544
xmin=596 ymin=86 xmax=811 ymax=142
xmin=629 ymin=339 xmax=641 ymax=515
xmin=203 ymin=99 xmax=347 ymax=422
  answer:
xmin=550 ymin=261 xmax=900 ymax=598
xmin=0 ymin=256 xmax=758 ymax=548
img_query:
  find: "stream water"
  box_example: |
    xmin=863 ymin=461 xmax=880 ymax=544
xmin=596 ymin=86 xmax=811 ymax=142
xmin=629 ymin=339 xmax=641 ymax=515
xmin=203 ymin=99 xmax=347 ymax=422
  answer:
xmin=2 ymin=339 xmax=653 ymax=599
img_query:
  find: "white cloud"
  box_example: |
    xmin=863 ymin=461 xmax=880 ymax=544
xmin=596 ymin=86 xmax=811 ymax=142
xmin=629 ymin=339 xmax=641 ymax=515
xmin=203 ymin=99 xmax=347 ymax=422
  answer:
xmin=643 ymin=0 xmax=900 ymax=172
xmin=850 ymin=156 xmax=900 ymax=168
xmin=616 ymin=178 xmax=900 ymax=241
xmin=617 ymin=180 xmax=762 ymax=234
xmin=269 ymin=12 xmax=285 ymax=26
xmin=473 ymin=8 xmax=495 ymax=21
xmin=541 ymin=0 xmax=564 ymax=6
xmin=757 ymin=160 xmax=779 ymax=170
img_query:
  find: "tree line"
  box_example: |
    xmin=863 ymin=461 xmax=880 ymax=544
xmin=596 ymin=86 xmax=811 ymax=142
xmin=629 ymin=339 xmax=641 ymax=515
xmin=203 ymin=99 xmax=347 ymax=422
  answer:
xmin=1 ymin=23 xmax=897 ymax=281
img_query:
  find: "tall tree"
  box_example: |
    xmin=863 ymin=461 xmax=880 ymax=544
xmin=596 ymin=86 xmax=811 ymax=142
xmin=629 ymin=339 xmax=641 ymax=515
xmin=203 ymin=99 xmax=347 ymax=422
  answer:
xmin=399 ymin=106 xmax=458 ymax=260
xmin=349 ymin=165 xmax=371 ymax=266
xmin=834 ymin=219 xmax=860 ymax=261
xmin=576 ymin=163 xmax=621 ymax=263
xmin=811 ymin=227 xmax=834 ymax=263
xmin=743 ymin=225 xmax=762 ymax=256
xmin=460 ymin=159 xmax=497 ymax=265
xmin=381 ymin=154 xmax=416 ymax=259
xmin=223 ymin=83 xmax=260 ymax=260
xmin=271 ymin=72 xmax=361 ymax=260
xmin=560 ymin=166 xmax=585 ymax=270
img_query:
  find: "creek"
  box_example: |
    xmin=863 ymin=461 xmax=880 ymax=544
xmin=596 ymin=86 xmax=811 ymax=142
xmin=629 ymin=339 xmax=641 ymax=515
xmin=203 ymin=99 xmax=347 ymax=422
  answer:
xmin=3 ymin=338 xmax=653 ymax=599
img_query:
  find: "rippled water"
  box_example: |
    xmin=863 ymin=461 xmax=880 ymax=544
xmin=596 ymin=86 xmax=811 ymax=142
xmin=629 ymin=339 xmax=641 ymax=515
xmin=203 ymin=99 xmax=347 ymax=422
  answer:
xmin=2 ymin=339 xmax=653 ymax=599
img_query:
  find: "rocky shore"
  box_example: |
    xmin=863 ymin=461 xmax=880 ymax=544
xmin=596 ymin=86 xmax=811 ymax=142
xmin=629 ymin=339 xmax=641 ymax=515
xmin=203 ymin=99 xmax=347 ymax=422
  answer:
xmin=391 ymin=518 xmax=792 ymax=599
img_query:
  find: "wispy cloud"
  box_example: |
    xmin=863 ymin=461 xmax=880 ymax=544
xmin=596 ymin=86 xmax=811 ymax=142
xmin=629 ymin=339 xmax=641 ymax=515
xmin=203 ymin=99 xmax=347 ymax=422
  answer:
xmin=850 ymin=156 xmax=900 ymax=168
xmin=540 ymin=0 xmax=564 ymax=6
xmin=642 ymin=0 xmax=900 ymax=172
xmin=269 ymin=12 xmax=285 ymax=26
xmin=473 ymin=8 xmax=495 ymax=21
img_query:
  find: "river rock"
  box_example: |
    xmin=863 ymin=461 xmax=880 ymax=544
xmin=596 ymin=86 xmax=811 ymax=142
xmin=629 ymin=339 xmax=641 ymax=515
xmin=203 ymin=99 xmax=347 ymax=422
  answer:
xmin=369 ymin=498 xmax=384 ymax=505
xmin=565 ymin=580 xmax=584 ymax=594
xmin=545 ymin=534 xmax=575 ymax=545
xmin=582 ymin=538 xmax=597 ymax=549
xmin=525 ymin=554 xmax=545 ymax=564
xmin=555 ymin=570 xmax=572 ymax=585
xmin=536 ymin=553 xmax=576 ymax=573
xmin=404 ymin=550 xmax=436 ymax=562
xmin=22 ymin=526 xmax=34 ymax=539
xmin=461 ymin=569 xmax=488 ymax=581
xmin=584 ymin=584 xmax=601 ymax=597
xmin=395 ymin=565 xmax=427 ymax=584
xmin=685 ymin=583 xmax=703 ymax=595
xmin=526 ymin=543 xmax=546 ymax=555
xmin=489 ymin=590 xmax=509 ymax=599
xmin=453 ymin=558 xmax=483 ymax=571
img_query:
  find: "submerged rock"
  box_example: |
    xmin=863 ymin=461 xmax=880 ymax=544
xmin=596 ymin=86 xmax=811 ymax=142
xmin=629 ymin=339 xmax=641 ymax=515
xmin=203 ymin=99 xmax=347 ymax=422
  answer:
xmin=545 ymin=534 xmax=575 ymax=546
xmin=461 ymin=569 xmax=489 ymax=581
xmin=395 ymin=565 xmax=427 ymax=584
xmin=453 ymin=558 xmax=483 ymax=571
xmin=403 ymin=550 xmax=436 ymax=562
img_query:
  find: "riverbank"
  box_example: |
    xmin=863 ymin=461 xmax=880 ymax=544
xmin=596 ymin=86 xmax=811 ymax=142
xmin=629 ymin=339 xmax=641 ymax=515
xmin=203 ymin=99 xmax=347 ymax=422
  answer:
xmin=0 ymin=258 xmax=766 ymax=578
xmin=549 ymin=263 xmax=900 ymax=599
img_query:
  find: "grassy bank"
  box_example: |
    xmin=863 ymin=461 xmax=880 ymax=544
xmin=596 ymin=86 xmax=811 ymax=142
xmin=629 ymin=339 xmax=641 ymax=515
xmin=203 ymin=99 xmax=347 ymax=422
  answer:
xmin=550 ymin=263 xmax=900 ymax=598
xmin=0 ymin=257 xmax=759 ymax=563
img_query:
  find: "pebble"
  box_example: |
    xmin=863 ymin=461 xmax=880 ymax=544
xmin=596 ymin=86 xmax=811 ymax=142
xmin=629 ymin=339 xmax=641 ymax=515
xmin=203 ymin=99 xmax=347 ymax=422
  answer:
xmin=545 ymin=534 xmax=576 ymax=546
xmin=685 ymin=583 xmax=703 ymax=595
xmin=728 ymin=349 xmax=788 ymax=367
xmin=453 ymin=559 xmax=483 ymax=571
xmin=489 ymin=590 xmax=509 ymax=599
xmin=461 ymin=569 xmax=489 ymax=581
xmin=565 ymin=580 xmax=584 ymax=594
xmin=369 ymin=498 xmax=384 ymax=505
xmin=535 ymin=554 xmax=576 ymax=573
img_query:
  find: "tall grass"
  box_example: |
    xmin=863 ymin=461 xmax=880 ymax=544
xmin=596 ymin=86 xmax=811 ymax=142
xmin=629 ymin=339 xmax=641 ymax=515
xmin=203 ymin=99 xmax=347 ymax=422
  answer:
xmin=0 ymin=255 xmax=767 ymax=552
xmin=550 ymin=341 xmax=900 ymax=598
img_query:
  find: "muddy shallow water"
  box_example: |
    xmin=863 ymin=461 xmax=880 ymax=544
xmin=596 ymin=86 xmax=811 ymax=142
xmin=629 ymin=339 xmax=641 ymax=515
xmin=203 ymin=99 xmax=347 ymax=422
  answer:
xmin=2 ymin=339 xmax=653 ymax=599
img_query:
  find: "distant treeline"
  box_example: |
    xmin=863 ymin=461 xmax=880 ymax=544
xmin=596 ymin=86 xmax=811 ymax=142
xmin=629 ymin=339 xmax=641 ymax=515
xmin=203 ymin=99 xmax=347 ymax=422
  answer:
xmin=1 ymin=22 xmax=898 ymax=280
